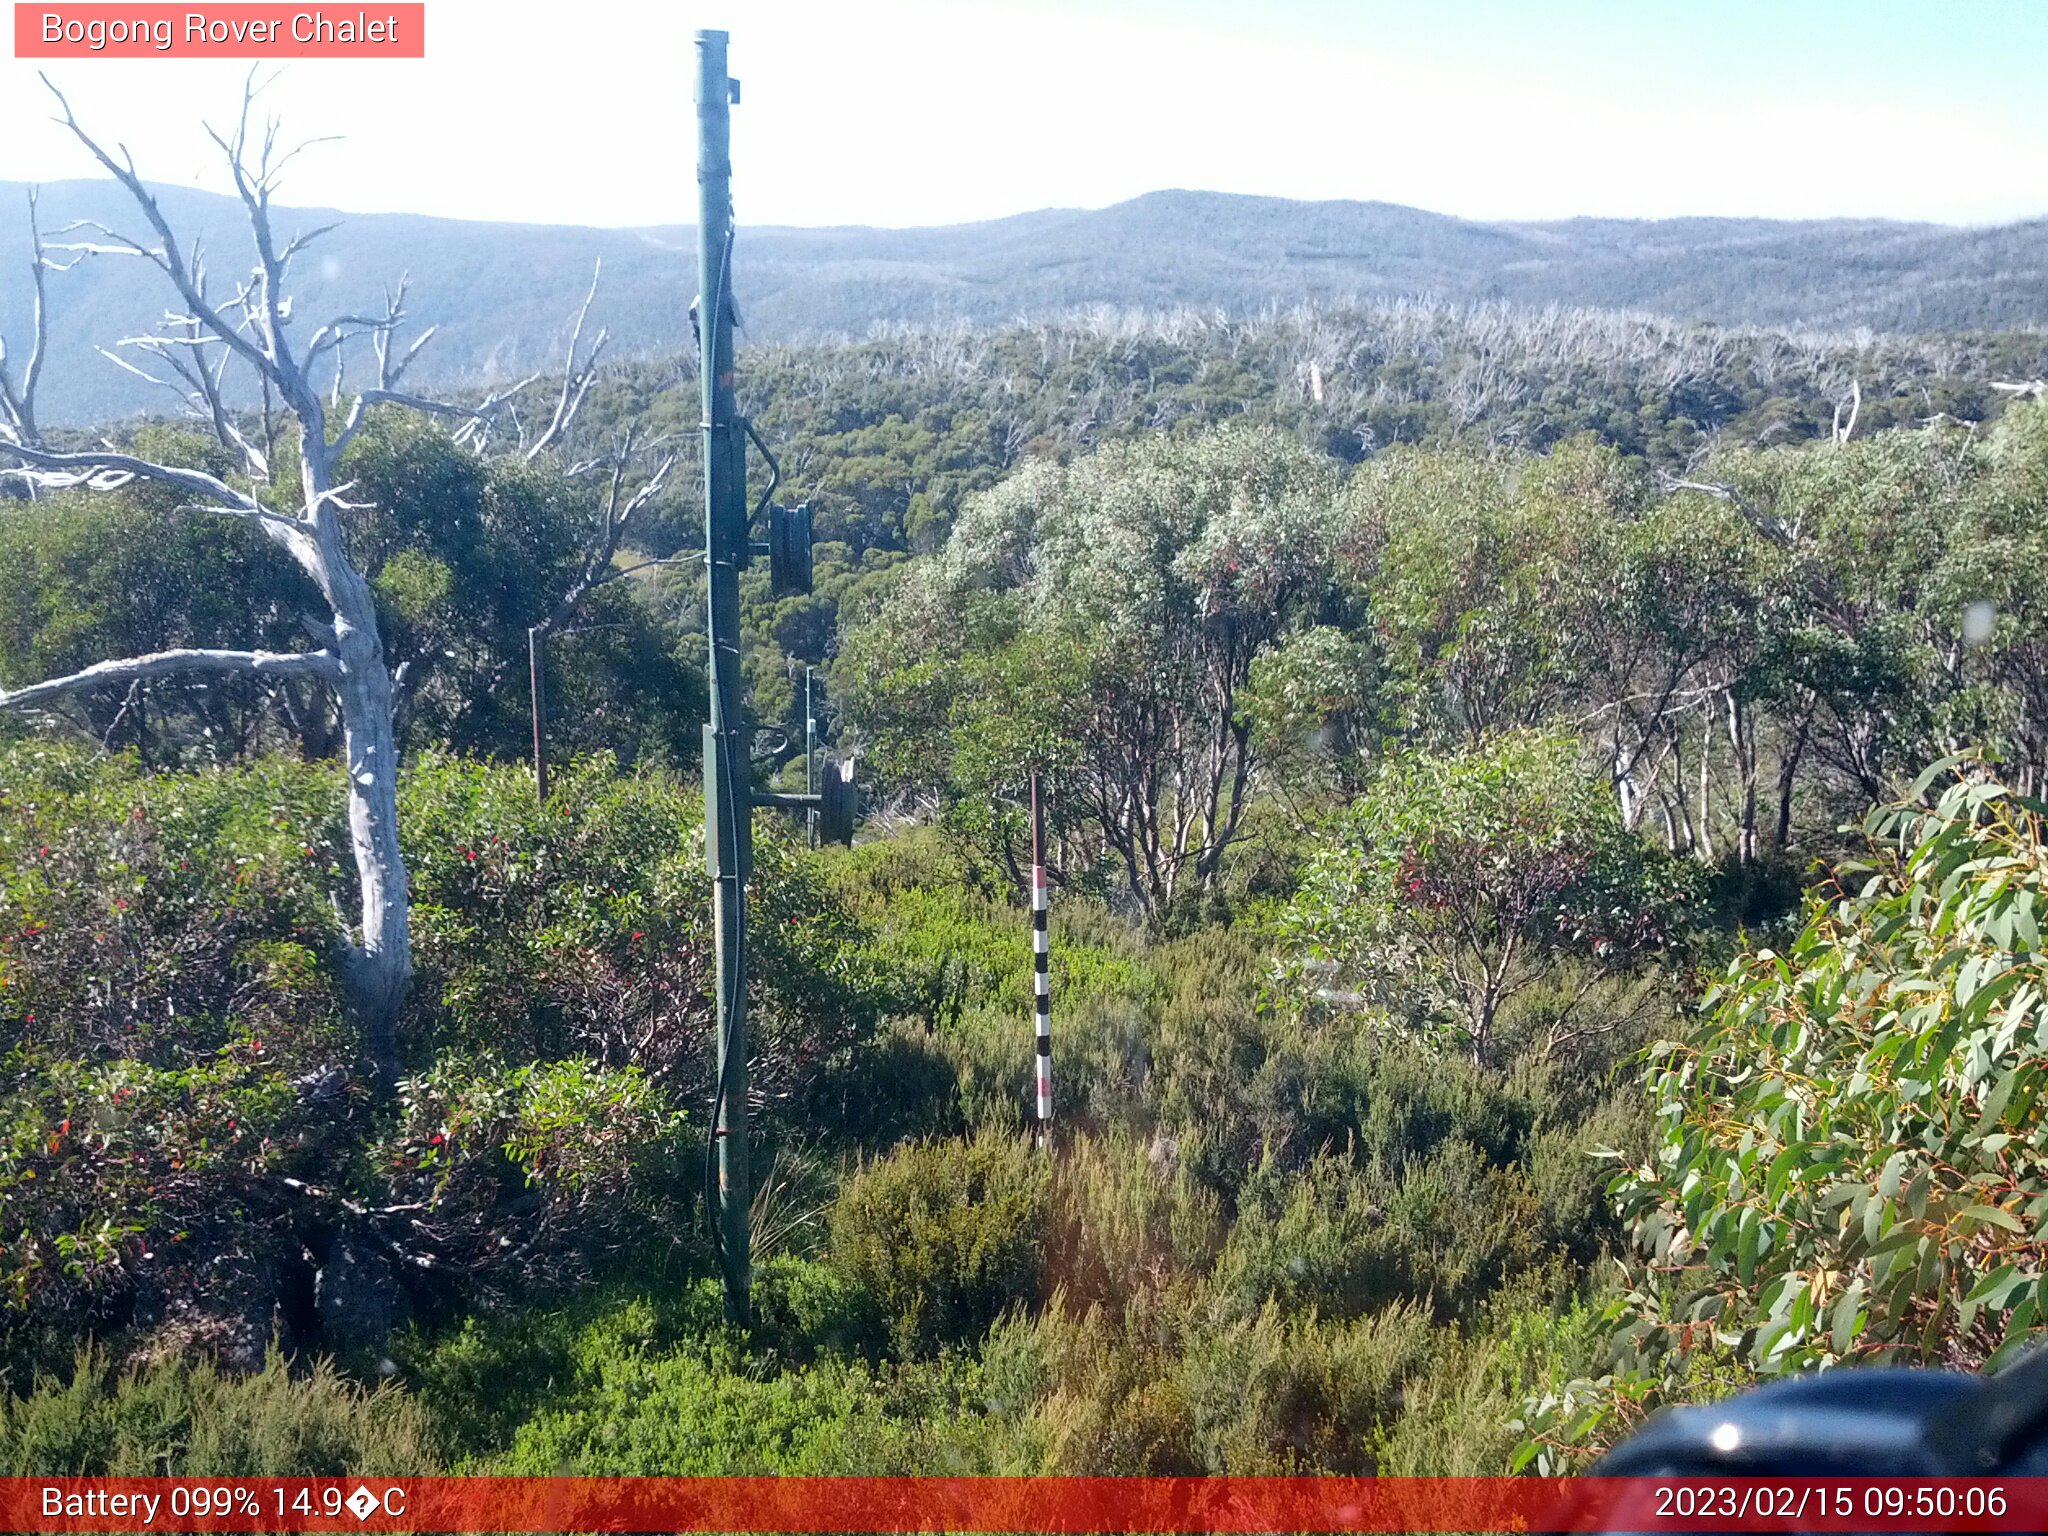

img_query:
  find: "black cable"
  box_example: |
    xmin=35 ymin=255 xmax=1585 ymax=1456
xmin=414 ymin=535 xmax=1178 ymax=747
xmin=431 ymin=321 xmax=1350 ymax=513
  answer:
xmin=701 ymin=212 xmax=746 ymax=1273
xmin=744 ymin=416 xmax=780 ymax=530
xmin=703 ymin=719 xmax=746 ymax=1266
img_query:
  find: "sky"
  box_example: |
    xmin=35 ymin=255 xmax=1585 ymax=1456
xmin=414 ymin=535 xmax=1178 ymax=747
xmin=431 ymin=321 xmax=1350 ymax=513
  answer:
xmin=1 ymin=0 xmax=2045 ymax=230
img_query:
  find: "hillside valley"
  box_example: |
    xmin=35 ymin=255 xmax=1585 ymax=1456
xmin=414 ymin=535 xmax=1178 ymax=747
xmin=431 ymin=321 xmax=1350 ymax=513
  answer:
xmin=3 ymin=181 xmax=2045 ymax=421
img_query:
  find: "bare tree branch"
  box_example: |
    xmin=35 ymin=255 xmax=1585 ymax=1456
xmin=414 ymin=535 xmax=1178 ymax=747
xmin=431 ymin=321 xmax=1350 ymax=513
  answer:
xmin=384 ymin=325 xmax=435 ymax=389
xmin=0 ymin=646 xmax=339 ymax=711
xmin=535 ymin=435 xmax=676 ymax=637
xmin=278 ymin=219 xmax=342 ymax=266
xmin=1660 ymin=474 xmax=1791 ymax=547
xmin=41 ymin=75 xmax=285 ymax=397
xmin=99 ymin=679 xmax=144 ymax=752
xmin=524 ymin=259 xmax=608 ymax=461
xmin=0 ymin=438 xmax=307 ymax=543
xmin=201 ymin=78 xmax=311 ymax=406
xmin=44 ymin=224 xmax=156 ymax=262
xmin=609 ymin=556 xmax=695 ymax=580
xmin=147 ymin=319 xmax=270 ymax=478
xmin=1832 ymin=376 xmax=1861 ymax=446
xmin=328 ymin=378 xmax=530 ymax=460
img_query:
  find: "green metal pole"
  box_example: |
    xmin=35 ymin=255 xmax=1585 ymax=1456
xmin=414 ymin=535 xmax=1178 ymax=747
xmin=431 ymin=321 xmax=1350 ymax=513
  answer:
xmin=697 ymin=27 xmax=751 ymax=1325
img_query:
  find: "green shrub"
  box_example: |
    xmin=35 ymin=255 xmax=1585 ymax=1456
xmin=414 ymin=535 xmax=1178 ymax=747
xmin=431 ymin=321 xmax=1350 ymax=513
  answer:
xmin=497 ymin=1343 xmax=1015 ymax=1475
xmin=1139 ymin=945 xmax=1274 ymax=1193
xmin=1524 ymin=765 xmax=2048 ymax=1468
xmin=371 ymin=1054 xmax=691 ymax=1288
xmin=1521 ymin=1093 xmax=1648 ymax=1267
xmin=825 ymin=1018 xmax=962 ymax=1144
xmin=1217 ymin=1144 xmax=1553 ymax=1326
xmin=1279 ymin=731 xmax=1700 ymax=1066
xmin=1011 ymin=1301 xmax=1202 ymax=1474
xmin=1379 ymin=1293 xmax=1607 ymax=1475
xmin=840 ymin=870 xmax=1161 ymax=1030
xmin=0 ymin=745 xmax=883 ymax=1362
xmin=826 ymin=860 xmax=1172 ymax=1140
xmin=1047 ymin=1131 xmax=1225 ymax=1312
xmin=1179 ymin=1301 xmax=1440 ymax=1473
xmin=0 ymin=1349 xmax=435 ymax=1475
xmin=0 ymin=747 xmax=356 ymax=1344
xmin=930 ymin=993 xmax=1168 ymax=1138
xmin=1016 ymin=1293 xmax=1441 ymax=1473
xmin=403 ymin=753 xmax=880 ymax=1122
xmin=925 ymin=1004 xmax=1034 ymax=1136
xmin=401 ymin=1256 xmax=883 ymax=1462
xmin=829 ymin=1135 xmax=1049 ymax=1357
xmin=1619 ymin=767 xmax=2048 ymax=1374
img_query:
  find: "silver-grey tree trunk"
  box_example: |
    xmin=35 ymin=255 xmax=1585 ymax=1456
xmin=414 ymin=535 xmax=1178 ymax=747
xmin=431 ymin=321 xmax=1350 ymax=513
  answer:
xmin=1 ymin=86 xmax=636 ymax=1090
xmin=327 ymin=539 xmax=410 ymax=1085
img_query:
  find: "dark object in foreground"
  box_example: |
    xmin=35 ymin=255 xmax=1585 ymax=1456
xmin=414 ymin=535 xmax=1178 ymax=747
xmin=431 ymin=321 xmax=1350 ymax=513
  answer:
xmin=1599 ymin=1350 xmax=2048 ymax=1478
xmin=1567 ymin=1348 xmax=2048 ymax=1531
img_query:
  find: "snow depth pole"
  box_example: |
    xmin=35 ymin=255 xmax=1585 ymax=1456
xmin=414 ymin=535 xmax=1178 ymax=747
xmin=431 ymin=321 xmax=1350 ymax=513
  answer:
xmin=697 ymin=27 xmax=752 ymax=1325
xmin=1031 ymin=773 xmax=1052 ymax=1136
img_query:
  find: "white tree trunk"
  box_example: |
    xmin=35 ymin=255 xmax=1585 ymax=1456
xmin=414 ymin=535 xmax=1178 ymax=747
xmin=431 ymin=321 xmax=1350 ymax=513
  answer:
xmin=334 ymin=586 xmax=410 ymax=1086
xmin=3 ymin=80 xmax=633 ymax=1093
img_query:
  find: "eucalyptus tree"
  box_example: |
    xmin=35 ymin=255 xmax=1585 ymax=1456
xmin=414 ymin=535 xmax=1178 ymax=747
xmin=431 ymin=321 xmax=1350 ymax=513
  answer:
xmin=1344 ymin=436 xmax=1641 ymax=748
xmin=0 ymin=83 xmax=600 ymax=1086
xmin=847 ymin=425 xmax=1340 ymax=916
xmin=1946 ymin=402 xmax=2048 ymax=794
xmin=1591 ymin=491 xmax=1786 ymax=861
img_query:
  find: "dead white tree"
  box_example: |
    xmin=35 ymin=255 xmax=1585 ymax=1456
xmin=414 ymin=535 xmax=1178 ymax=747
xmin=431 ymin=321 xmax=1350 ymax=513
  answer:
xmin=520 ymin=425 xmax=678 ymax=797
xmin=0 ymin=79 xmax=518 ymax=1090
xmin=1831 ymin=376 xmax=1862 ymax=446
xmin=523 ymin=259 xmax=608 ymax=463
xmin=0 ymin=187 xmax=56 ymax=455
xmin=534 ymin=427 xmax=679 ymax=639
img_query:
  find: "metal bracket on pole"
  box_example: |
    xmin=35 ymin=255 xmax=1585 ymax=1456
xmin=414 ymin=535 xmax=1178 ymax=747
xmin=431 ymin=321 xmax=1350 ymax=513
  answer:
xmin=754 ymin=759 xmax=856 ymax=846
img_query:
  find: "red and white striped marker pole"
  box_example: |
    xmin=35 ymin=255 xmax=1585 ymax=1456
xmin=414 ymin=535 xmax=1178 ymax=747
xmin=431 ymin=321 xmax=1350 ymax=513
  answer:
xmin=1030 ymin=772 xmax=1052 ymax=1131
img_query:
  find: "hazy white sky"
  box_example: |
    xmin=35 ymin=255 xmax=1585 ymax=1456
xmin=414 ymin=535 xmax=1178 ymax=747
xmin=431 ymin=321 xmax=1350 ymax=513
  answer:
xmin=2 ymin=0 xmax=2044 ymax=229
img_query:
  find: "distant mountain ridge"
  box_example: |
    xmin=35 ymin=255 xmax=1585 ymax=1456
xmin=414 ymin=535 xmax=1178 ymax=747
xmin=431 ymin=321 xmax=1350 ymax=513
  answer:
xmin=2 ymin=182 xmax=2044 ymax=423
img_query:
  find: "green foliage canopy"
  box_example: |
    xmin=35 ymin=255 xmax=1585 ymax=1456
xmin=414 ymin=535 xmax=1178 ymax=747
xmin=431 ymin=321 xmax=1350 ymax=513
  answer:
xmin=1281 ymin=732 xmax=1701 ymax=1064
xmin=847 ymin=425 xmax=1341 ymax=916
xmin=1618 ymin=764 xmax=2048 ymax=1375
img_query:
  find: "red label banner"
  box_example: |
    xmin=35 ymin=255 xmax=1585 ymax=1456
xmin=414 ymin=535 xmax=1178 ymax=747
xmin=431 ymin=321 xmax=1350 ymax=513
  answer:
xmin=5 ymin=1476 xmax=2048 ymax=1533
xmin=14 ymin=4 xmax=425 ymax=57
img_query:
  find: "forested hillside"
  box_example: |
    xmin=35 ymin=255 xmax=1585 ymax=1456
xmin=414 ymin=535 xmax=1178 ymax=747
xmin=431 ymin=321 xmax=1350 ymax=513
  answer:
xmin=6 ymin=178 xmax=2047 ymax=421
xmin=605 ymin=305 xmax=2048 ymax=749
xmin=7 ymin=154 xmax=2048 ymax=1476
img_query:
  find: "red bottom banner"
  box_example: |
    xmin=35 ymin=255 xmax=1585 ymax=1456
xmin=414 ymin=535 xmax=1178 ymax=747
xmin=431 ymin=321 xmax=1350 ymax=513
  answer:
xmin=8 ymin=1475 xmax=2048 ymax=1533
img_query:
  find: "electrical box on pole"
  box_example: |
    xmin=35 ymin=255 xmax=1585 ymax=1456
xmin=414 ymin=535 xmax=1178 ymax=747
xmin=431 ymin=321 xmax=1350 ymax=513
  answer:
xmin=694 ymin=29 xmax=851 ymax=1327
xmin=768 ymin=501 xmax=814 ymax=596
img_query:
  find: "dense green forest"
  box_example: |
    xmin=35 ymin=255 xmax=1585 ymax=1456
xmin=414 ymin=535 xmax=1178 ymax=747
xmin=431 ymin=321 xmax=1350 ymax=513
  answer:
xmin=6 ymin=276 xmax=2048 ymax=1477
